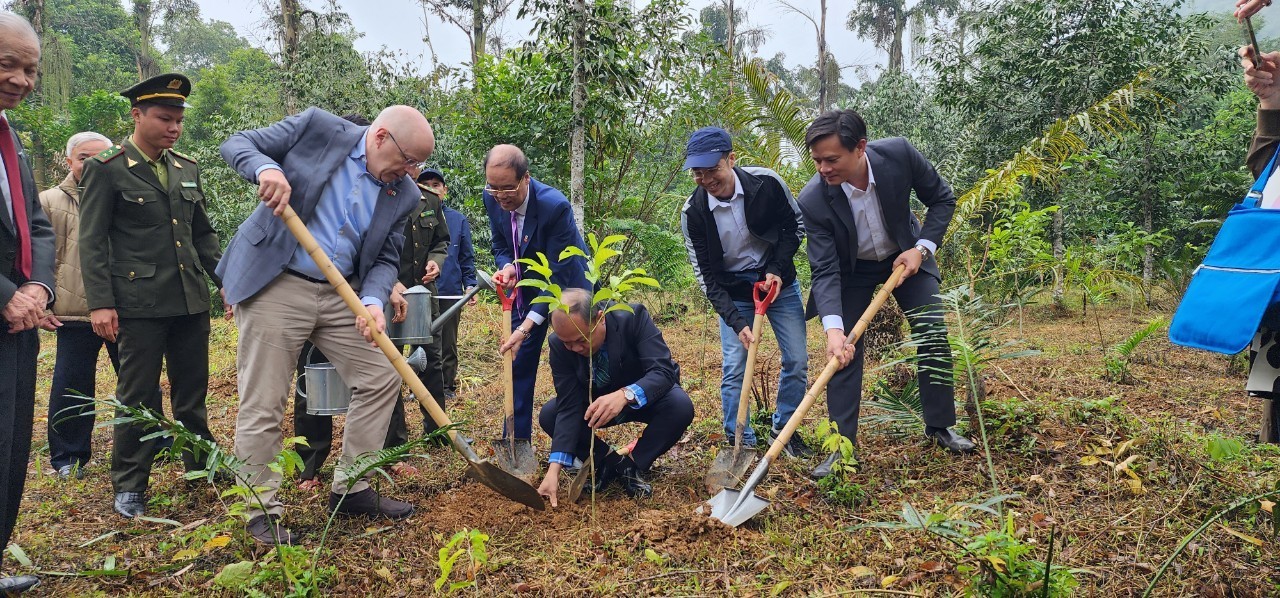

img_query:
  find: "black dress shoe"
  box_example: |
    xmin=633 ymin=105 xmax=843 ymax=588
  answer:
xmin=0 ymin=574 xmax=38 ymax=595
xmin=613 ymin=459 xmax=652 ymax=499
xmin=246 ymin=514 xmax=298 ymax=546
xmin=925 ymin=427 xmax=977 ymax=454
xmin=329 ymin=487 xmax=414 ymax=519
xmin=114 ymin=491 xmax=146 ymax=518
xmin=811 ymin=451 xmax=841 ymax=480
xmin=769 ymin=428 xmax=814 ymax=458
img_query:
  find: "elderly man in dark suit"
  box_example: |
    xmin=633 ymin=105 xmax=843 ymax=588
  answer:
xmin=798 ymin=109 xmax=975 ymax=479
xmin=219 ymin=105 xmax=432 ymax=544
xmin=0 ymin=11 xmax=52 ymax=595
xmin=486 ymin=145 xmax=587 ymax=460
xmin=535 ymin=289 xmax=694 ymax=507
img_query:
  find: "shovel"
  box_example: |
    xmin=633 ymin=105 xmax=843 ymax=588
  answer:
xmin=490 ymin=283 xmax=539 ymax=482
xmin=708 ymin=265 xmax=906 ymax=527
xmin=279 ymin=205 xmax=544 ymax=511
xmin=705 ymin=281 xmax=780 ymax=494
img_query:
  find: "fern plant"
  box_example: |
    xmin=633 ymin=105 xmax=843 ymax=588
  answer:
xmin=860 ymin=376 xmax=925 ymax=436
xmin=1103 ymin=317 xmax=1166 ymax=384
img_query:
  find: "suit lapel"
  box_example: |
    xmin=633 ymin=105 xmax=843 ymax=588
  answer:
xmin=0 ymin=128 xmax=19 ymax=235
xmin=866 ymin=147 xmax=900 ymax=225
xmin=605 ymin=311 xmax=626 ymax=389
xmin=824 ymin=181 xmax=858 ymax=247
xmin=301 ymin=126 xmax=364 ymax=223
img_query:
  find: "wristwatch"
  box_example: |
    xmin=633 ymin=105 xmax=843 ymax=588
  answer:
xmin=623 ymin=387 xmax=638 ymax=405
xmin=914 ymin=244 xmax=932 ymax=261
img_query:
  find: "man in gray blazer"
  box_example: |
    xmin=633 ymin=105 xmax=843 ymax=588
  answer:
xmin=798 ymin=109 xmax=974 ymax=480
xmin=218 ymin=105 xmax=433 ymax=544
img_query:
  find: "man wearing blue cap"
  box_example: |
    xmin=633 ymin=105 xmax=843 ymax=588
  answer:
xmin=679 ymin=127 xmax=811 ymax=457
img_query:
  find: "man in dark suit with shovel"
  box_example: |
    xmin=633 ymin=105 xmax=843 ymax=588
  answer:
xmin=797 ymin=109 xmax=975 ymax=479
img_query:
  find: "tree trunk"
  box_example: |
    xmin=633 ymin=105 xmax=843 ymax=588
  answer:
xmin=888 ymin=16 xmax=905 ymax=72
xmin=1140 ymin=133 xmax=1154 ymax=300
xmin=817 ymin=0 xmax=827 ymax=111
xmin=132 ymin=0 xmax=160 ymax=79
xmin=1052 ymin=205 xmax=1065 ymax=309
xmin=281 ymin=0 xmax=302 ymax=112
xmin=568 ymin=0 xmax=587 ymax=234
xmin=726 ymin=0 xmax=735 ymax=58
xmin=471 ymin=0 xmax=486 ymax=66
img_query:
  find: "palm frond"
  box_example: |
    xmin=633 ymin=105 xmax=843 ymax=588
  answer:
xmin=1112 ymin=317 xmax=1167 ymax=359
xmin=861 ymin=376 xmax=925 ymax=435
xmin=724 ymin=57 xmax=817 ymax=180
xmin=947 ymin=71 xmax=1165 ymax=245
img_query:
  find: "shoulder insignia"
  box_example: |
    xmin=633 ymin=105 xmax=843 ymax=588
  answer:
xmin=170 ymin=149 xmax=197 ymax=164
xmin=92 ymin=145 xmax=124 ymax=163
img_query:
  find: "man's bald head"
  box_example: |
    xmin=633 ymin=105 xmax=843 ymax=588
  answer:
xmin=0 ymin=12 xmax=40 ymax=111
xmin=484 ymin=144 xmax=529 ymax=180
xmin=365 ymin=105 xmax=434 ymax=184
xmin=483 ymin=144 xmax=531 ymax=210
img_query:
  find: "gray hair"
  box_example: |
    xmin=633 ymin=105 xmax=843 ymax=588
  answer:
xmin=557 ymin=288 xmax=597 ymax=324
xmin=65 ymin=132 xmax=111 ymax=156
xmin=0 ymin=12 xmax=38 ymax=44
xmin=483 ymin=144 xmax=529 ymax=180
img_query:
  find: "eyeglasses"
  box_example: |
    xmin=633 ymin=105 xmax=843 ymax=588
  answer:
xmin=484 ymin=179 xmax=525 ymax=197
xmin=385 ymin=131 xmax=426 ymax=170
xmin=689 ymin=163 xmax=725 ymax=180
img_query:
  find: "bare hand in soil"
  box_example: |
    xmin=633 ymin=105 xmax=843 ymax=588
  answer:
xmin=538 ymin=464 xmax=561 ymax=507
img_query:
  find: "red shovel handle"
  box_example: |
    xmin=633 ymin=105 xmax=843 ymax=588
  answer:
xmin=497 ymin=281 xmax=515 ymax=311
xmin=753 ymin=281 xmax=780 ymax=315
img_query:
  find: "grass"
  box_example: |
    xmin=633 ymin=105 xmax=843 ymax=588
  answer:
xmin=8 ymin=294 xmax=1280 ymax=595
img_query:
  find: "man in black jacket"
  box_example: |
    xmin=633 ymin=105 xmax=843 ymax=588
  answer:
xmin=679 ymin=127 xmax=810 ymax=456
xmin=535 ymin=289 xmax=694 ymax=507
xmin=798 ymin=109 xmax=975 ymax=479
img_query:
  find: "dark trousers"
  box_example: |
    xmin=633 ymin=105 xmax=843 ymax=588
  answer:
xmin=294 ymin=338 xmax=446 ymax=480
xmin=437 ymin=297 xmax=462 ymax=392
xmin=826 ymin=257 xmax=956 ymax=444
xmin=0 ymin=328 xmax=37 ymax=567
xmin=47 ymin=322 xmax=119 ymax=469
xmin=510 ymin=309 xmax=550 ymax=439
xmin=111 ymin=313 xmax=215 ymax=493
xmin=538 ymin=386 xmax=694 ymax=471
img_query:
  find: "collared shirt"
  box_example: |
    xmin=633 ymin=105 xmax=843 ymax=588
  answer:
xmin=126 ymin=137 xmax=169 ymax=189
xmin=508 ymin=195 xmax=547 ymax=325
xmin=821 ymin=155 xmax=938 ymax=332
xmin=276 ymin=130 xmax=386 ymax=308
xmin=707 ymin=172 xmax=769 ymax=272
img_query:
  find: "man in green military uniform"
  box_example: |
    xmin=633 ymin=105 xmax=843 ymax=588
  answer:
xmin=384 ymin=168 xmax=451 ymax=462
xmin=78 ymin=73 xmax=223 ymax=518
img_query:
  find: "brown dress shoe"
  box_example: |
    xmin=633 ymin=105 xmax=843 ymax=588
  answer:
xmin=246 ymin=514 xmax=298 ymax=545
xmin=328 ymin=487 xmax=414 ymax=519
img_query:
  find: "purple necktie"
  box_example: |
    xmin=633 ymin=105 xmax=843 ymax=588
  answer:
xmin=511 ymin=210 xmax=522 ymax=313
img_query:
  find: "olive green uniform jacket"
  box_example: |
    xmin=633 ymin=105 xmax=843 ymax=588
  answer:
xmin=398 ymin=189 xmax=450 ymax=293
xmin=78 ymin=140 xmax=222 ymax=317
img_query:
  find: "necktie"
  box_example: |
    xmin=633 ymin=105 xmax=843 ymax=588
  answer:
xmin=0 ymin=117 xmax=31 ymax=278
xmin=592 ymin=346 xmax=610 ymax=388
xmin=510 ymin=210 xmax=522 ymax=313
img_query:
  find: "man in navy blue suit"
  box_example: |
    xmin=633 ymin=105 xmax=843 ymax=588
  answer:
xmin=485 ymin=144 xmax=587 ymax=461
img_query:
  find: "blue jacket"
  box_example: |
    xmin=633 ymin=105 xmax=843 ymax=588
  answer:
xmin=483 ymin=177 xmax=588 ymax=319
xmin=216 ymin=107 xmax=418 ymax=306
xmin=437 ymin=204 xmax=476 ymax=296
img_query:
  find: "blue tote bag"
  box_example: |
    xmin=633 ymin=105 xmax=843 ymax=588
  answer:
xmin=1171 ymin=147 xmax=1280 ymax=354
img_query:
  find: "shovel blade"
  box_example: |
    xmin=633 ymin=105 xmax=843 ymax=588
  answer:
xmin=567 ymin=461 xmax=594 ymax=503
xmin=489 ymin=438 xmax=539 ymax=485
xmin=707 ymin=488 xmax=770 ymax=527
xmin=464 ymin=459 xmax=545 ymax=511
xmin=704 ymin=447 xmax=756 ymax=495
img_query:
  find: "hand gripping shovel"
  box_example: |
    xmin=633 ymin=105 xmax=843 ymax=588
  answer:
xmin=708 ymin=265 xmax=906 ymax=527
xmin=491 ymin=283 xmax=539 ymax=482
xmin=705 ymin=281 xmax=780 ymax=494
xmin=280 ymin=205 xmax=544 ymax=511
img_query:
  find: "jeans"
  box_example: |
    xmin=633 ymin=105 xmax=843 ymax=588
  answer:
xmin=718 ymin=276 xmax=809 ymax=445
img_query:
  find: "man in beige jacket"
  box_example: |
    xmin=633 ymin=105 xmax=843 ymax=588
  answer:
xmin=40 ymin=131 xmax=115 ymax=479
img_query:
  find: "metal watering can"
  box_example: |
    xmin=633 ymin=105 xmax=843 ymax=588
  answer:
xmin=302 ymin=362 xmax=352 ymax=416
xmin=385 ymin=286 xmax=435 ymax=345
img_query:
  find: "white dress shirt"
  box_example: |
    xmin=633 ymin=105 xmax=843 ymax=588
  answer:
xmin=708 ymin=172 xmax=769 ymax=272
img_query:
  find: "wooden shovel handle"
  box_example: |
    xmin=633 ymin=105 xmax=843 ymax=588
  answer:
xmin=279 ymin=205 xmax=463 ymax=448
xmin=762 ymin=265 xmax=906 ymax=462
